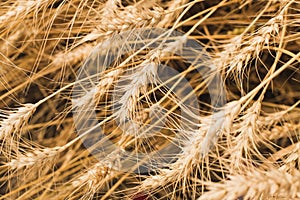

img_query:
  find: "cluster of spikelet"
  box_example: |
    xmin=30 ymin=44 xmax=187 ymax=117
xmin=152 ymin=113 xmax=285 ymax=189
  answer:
xmin=0 ymin=0 xmax=300 ymax=199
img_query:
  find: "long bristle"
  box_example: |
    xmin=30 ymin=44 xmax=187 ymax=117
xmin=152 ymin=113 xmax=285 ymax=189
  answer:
xmin=0 ymin=0 xmax=300 ymax=199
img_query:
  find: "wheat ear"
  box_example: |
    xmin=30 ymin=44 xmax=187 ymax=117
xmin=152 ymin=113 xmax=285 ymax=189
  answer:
xmin=227 ymin=101 xmax=263 ymax=171
xmin=0 ymin=1 xmax=38 ymax=26
xmin=199 ymin=169 xmax=300 ymax=200
xmin=0 ymin=104 xmax=36 ymax=144
xmin=115 ymin=36 xmax=187 ymax=130
xmin=77 ymin=2 xmax=164 ymax=46
xmin=70 ymin=149 xmax=122 ymax=200
xmin=0 ymin=29 xmax=25 ymax=57
xmin=5 ymin=146 xmax=61 ymax=170
xmin=139 ymin=100 xmax=241 ymax=192
xmin=51 ymin=44 xmax=94 ymax=68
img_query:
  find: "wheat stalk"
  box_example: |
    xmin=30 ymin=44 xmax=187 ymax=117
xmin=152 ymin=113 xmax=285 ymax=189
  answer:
xmin=1 ymin=0 xmax=300 ymax=199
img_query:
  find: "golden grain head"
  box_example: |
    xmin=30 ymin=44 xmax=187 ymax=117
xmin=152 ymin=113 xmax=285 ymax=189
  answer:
xmin=0 ymin=0 xmax=299 ymax=199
